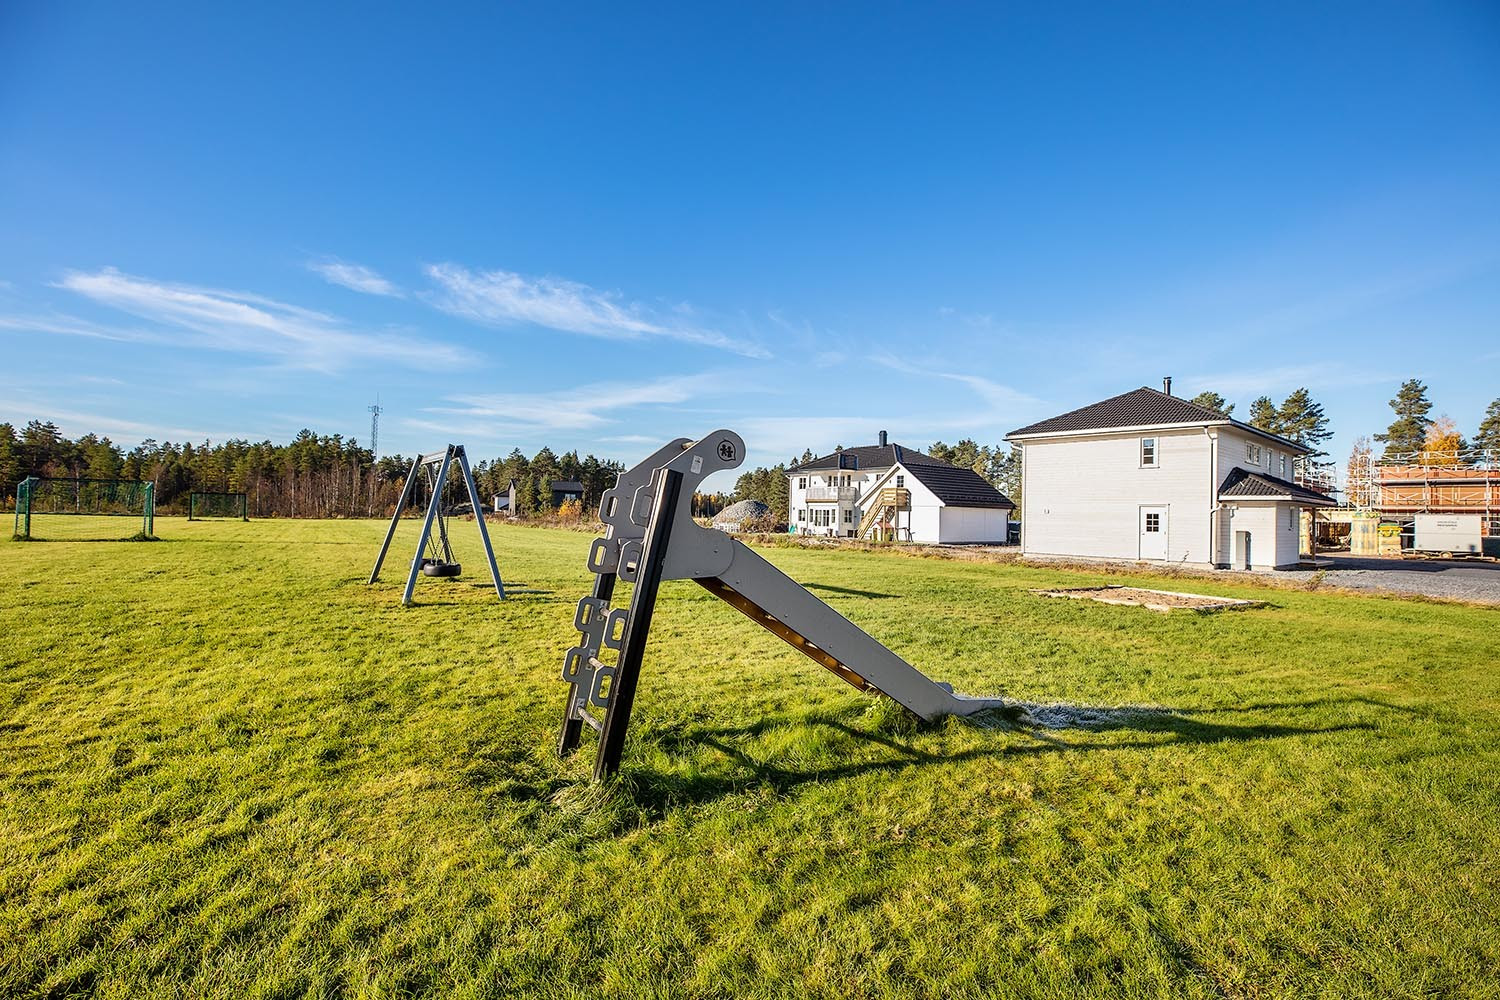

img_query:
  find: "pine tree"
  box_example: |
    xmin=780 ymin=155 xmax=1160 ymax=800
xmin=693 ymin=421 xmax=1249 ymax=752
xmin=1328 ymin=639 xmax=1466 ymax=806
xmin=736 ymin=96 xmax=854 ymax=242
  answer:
xmin=1248 ymin=396 xmax=1279 ymax=432
xmin=1189 ymin=391 xmax=1234 ymax=417
xmin=0 ymin=423 xmax=18 ymax=493
xmin=1374 ymin=379 xmax=1433 ymax=460
xmin=1474 ymin=399 xmax=1500 ymax=455
xmin=1274 ymin=388 xmax=1333 ymax=459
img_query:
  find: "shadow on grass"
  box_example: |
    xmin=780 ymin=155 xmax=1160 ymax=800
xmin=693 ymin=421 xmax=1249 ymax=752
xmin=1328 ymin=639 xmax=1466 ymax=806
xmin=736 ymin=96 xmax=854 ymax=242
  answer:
xmin=800 ymin=582 xmax=901 ymax=600
xmin=606 ymin=702 xmax=1377 ymax=818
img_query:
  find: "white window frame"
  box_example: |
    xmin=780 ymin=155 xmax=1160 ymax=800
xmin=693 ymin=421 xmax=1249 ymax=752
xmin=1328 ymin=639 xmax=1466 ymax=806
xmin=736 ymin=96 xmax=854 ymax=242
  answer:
xmin=1144 ymin=512 xmax=1162 ymax=533
xmin=842 ymin=508 xmax=852 ymax=524
xmin=895 ymin=475 xmax=905 ymax=488
xmin=1245 ymin=442 xmax=1262 ymax=466
xmin=1140 ymin=437 xmax=1158 ymax=468
xmin=1288 ymin=507 xmax=1297 ymax=531
xmin=798 ymin=477 xmax=807 ymax=489
xmin=1279 ymin=454 xmax=1288 ymax=478
xmin=797 ymin=509 xmax=806 ymax=522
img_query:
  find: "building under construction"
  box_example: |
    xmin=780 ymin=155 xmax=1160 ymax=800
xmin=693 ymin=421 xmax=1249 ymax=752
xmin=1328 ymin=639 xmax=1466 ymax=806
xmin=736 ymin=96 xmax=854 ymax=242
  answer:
xmin=1343 ymin=448 xmax=1500 ymax=553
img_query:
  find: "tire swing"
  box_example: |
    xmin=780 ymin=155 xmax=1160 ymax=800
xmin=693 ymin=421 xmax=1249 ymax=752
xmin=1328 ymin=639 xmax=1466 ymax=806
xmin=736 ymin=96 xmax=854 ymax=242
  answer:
xmin=368 ymin=444 xmax=506 ymax=606
xmin=420 ymin=481 xmax=462 ymax=578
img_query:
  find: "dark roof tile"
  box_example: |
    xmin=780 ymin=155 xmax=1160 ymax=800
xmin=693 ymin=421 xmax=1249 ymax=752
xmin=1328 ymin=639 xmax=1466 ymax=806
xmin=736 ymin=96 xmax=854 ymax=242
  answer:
xmin=1219 ymin=468 xmax=1335 ymax=505
xmin=1008 ymin=387 xmax=1227 ymax=436
xmin=789 ymin=442 xmax=945 ymax=473
xmin=1008 ymin=386 xmax=1309 ymax=453
xmin=902 ymin=463 xmax=1015 ymax=509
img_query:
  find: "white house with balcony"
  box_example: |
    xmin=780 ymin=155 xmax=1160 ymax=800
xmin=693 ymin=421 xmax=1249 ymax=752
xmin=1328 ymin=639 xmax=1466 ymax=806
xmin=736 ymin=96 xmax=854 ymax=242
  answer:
xmin=1005 ymin=384 xmax=1335 ymax=570
xmin=787 ymin=431 xmax=1015 ymax=544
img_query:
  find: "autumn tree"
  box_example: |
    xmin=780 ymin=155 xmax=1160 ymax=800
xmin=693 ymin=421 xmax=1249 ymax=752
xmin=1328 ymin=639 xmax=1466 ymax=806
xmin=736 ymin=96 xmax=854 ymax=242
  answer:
xmin=1374 ymin=379 xmax=1433 ymax=460
xmin=1345 ymin=435 xmax=1374 ymax=508
xmin=1420 ymin=415 xmax=1468 ymax=465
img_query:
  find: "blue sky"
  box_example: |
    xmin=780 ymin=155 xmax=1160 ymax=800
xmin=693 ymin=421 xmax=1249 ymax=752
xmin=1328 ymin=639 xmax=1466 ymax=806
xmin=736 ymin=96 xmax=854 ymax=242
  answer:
xmin=2 ymin=2 xmax=1497 ymax=490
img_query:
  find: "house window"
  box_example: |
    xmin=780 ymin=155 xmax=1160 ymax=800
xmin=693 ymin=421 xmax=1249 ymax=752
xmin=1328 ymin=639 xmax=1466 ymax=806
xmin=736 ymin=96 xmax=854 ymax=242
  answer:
xmin=1245 ymin=442 xmax=1262 ymax=465
xmin=1145 ymin=512 xmax=1161 ymax=533
xmin=1140 ymin=437 xmax=1158 ymax=467
xmin=1288 ymin=507 xmax=1297 ymax=531
xmin=843 ymin=509 xmax=852 ymax=523
xmin=1279 ymin=454 xmax=1287 ymax=478
xmin=798 ymin=477 xmax=807 ymax=489
xmin=797 ymin=509 xmax=806 ymax=522
xmin=896 ymin=475 xmax=905 ymax=487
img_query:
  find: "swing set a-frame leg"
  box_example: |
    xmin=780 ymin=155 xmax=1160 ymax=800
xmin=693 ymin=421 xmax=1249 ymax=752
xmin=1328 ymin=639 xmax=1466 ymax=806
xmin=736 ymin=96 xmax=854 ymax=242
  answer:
xmin=368 ymin=443 xmax=506 ymax=604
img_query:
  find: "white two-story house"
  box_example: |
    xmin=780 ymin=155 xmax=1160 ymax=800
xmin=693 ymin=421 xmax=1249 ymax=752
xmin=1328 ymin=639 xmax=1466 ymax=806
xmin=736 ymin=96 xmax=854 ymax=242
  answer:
xmin=787 ymin=432 xmax=1015 ymax=544
xmin=1006 ymin=385 xmax=1335 ymax=570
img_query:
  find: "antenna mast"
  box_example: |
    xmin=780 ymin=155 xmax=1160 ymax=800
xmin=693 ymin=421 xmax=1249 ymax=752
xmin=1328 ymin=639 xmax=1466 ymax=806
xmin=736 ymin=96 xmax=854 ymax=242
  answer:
xmin=368 ymin=396 xmax=383 ymax=458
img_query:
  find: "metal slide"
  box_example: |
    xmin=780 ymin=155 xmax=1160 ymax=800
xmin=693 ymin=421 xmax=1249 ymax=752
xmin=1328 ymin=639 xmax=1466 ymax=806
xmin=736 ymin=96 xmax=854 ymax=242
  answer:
xmin=557 ymin=430 xmax=1006 ymax=778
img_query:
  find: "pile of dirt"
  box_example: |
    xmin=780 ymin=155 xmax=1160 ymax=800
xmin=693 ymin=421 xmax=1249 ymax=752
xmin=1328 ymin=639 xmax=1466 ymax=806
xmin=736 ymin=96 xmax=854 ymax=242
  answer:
xmin=1033 ymin=586 xmax=1260 ymax=612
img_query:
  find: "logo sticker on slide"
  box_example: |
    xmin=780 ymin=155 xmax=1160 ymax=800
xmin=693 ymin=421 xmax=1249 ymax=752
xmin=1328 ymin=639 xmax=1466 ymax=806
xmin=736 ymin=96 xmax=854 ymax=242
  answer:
xmin=717 ymin=439 xmax=737 ymax=462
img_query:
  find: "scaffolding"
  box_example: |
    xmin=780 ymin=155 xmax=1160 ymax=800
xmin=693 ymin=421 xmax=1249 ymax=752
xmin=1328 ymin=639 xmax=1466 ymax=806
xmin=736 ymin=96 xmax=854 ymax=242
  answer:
xmin=1356 ymin=449 xmax=1500 ymax=535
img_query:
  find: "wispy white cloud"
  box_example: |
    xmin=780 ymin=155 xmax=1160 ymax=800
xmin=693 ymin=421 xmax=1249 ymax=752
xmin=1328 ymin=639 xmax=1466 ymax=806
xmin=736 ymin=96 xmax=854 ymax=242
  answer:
xmin=418 ymin=372 xmax=732 ymax=436
xmin=306 ymin=258 xmax=404 ymax=297
xmin=873 ymin=354 xmax=1041 ymax=415
xmin=424 ymin=263 xmax=769 ymax=359
xmin=0 ymin=398 xmax=235 ymax=443
xmin=43 ymin=267 xmax=470 ymax=372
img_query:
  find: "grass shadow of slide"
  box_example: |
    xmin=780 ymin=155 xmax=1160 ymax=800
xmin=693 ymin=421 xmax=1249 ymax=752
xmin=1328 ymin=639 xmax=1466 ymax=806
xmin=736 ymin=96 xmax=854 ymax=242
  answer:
xmin=592 ymin=700 xmax=1378 ymax=819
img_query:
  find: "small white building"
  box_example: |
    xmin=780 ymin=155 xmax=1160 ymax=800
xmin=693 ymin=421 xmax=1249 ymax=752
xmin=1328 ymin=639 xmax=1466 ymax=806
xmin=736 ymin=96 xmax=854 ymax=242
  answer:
xmin=787 ymin=432 xmax=1015 ymax=544
xmin=1006 ymin=385 xmax=1336 ymax=570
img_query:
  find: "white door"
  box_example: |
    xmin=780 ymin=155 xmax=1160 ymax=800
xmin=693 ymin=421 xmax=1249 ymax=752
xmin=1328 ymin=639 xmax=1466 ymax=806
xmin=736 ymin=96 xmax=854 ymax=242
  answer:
xmin=1139 ymin=505 xmax=1168 ymax=560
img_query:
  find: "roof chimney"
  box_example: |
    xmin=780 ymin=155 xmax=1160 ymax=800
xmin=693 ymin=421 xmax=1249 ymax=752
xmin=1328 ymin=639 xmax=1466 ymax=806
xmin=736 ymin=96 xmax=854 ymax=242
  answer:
xmin=1162 ymin=377 xmax=1173 ymax=396
xmin=878 ymin=430 xmax=888 ymax=447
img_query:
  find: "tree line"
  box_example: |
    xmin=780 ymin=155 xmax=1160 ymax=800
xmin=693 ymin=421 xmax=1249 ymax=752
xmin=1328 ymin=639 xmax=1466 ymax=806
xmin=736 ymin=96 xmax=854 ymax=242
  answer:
xmin=0 ymin=419 xmax=636 ymax=520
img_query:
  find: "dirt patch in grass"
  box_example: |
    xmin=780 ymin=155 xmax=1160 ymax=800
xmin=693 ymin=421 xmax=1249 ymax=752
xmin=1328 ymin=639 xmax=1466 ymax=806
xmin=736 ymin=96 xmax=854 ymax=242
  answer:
xmin=1033 ymin=585 xmax=1262 ymax=612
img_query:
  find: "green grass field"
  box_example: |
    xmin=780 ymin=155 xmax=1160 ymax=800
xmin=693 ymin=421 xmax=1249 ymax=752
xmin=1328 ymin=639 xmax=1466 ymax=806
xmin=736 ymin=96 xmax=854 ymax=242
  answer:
xmin=2 ymin=517 xmax=1497 ymax=999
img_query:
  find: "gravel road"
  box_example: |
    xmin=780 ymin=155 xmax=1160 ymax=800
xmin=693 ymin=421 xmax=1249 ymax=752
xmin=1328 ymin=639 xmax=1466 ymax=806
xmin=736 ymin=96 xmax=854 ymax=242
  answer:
xmin=1277 ymin=553 xmax=1500 ymax=605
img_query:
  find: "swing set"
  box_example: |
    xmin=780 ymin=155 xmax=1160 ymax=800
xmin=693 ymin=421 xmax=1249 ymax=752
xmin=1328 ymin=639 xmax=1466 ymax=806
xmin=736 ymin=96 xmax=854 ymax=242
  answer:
xmin=368 ymin=444 xmax=505 ymax=605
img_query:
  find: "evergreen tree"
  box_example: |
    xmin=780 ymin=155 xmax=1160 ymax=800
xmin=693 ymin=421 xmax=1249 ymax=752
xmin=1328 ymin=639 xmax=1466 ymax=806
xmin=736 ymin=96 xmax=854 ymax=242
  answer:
xmin=1247 ymin=396 xmax=1279 ymax=433
xmin=1374 ymin=379 xmax=1434 ymax=460
xmin=988 ymin=445 xmax=1022 ymax=510
xmin=1274 ymin=388 xmax=1333 ymax=460
xmin=0 ymin=423 xmax=18 ymax=495
xmin=1474 ymin=399 xmax=1500 ymax=455
xmin=1188 ymin=391 xmax=1234 ymax=417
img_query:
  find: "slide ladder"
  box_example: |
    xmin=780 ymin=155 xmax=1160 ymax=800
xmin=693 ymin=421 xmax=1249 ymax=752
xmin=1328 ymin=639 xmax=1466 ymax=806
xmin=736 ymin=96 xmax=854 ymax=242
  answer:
xmin=557 ymin=430 xmax=1005 ymax=778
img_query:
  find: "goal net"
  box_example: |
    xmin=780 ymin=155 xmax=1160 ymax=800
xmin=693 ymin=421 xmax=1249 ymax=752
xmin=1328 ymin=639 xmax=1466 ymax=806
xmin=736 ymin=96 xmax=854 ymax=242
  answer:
xmin=189 ymin=492 xmax=248 ymax=521
xmin=12 ymin=477 xmax=156 ymax=540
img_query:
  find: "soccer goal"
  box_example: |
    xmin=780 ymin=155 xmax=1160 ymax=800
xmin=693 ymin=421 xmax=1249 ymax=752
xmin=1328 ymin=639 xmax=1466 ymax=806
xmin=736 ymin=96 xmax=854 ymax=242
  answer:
xmin=12 ymin=477 xmax=156 ymax=540
xmin=189 ymin=492 xmax=248 ymax=521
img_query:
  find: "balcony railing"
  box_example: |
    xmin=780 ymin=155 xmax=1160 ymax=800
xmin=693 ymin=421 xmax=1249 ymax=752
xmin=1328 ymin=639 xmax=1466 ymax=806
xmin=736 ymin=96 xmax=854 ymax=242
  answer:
xmin=805 ymin=487 xmax=860 ymax=502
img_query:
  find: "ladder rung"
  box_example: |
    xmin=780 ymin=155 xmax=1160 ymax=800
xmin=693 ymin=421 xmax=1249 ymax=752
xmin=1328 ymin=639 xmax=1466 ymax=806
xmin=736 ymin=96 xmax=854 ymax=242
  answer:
xmin=579 ymin=708 xmax=603 ymax=732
